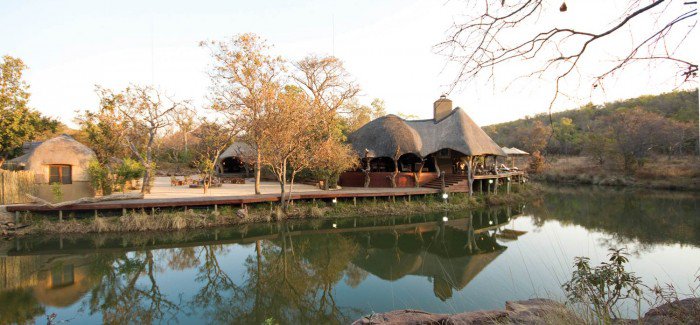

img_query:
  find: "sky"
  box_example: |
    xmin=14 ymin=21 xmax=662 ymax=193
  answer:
xmin=1 ymin=0 xmax=696 ymax=128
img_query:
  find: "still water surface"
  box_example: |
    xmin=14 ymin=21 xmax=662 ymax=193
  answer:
xmin=1 ymin=186 xmax=698 ymax=324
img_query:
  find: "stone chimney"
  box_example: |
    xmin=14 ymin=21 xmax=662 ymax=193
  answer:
xmin=433 ymin=94 xmax=453 ymax=122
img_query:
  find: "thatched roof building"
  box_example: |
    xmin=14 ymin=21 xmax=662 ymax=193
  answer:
xmin=348 ymin=95 xmax=505 ymax=158
xmin=5 ymin=134 xmax=96 ymax=184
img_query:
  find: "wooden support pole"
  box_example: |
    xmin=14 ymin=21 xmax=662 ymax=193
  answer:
xmin=122 ymin=208 xmax=127 ymax=216
xmin=14 ymin=211 xmax=19 ymax=231
xmin=507 ymin=178 xmax=511 ymax=194
xmin=408 ymin=194 xmax=411 ymax=202
xmin=58 ymin=210 xmax=63 ymax=222
xmin=353 ymin=197 xmax=356 ymax=206
xmin=151 ymin=207 xmax=155 ymax=215
xmin=94 ymin=210 xmax=98 ymax=218
xmin=214 ymin=204 xmax=218 ymax=212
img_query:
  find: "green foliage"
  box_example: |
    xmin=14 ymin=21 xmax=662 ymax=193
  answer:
xmin=563 ymin=248 xmax=644 ymax=322
xmin=86 ymin=159 xmax=113 ymax=195
xmin=50 ymin=182 xmax=63 ymax=202
xmin=0 ymin=55 xmax=59 ymax=163
xmin=116 ymin=158 xmax=145 ymax=191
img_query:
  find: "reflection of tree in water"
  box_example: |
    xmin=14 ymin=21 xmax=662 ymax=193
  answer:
xmin=529 ymin=186 xmax=700 ymax=253
xmin=0 ymin=288 xmax=44 ymax=325
xmin=85 ymin=251 xmax=183 ymax=324
xmin=189 ymin=225 xmax=364 ymax=324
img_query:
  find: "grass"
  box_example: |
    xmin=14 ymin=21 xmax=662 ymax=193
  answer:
xmin=535 ymin=155 xmax=700 ymax=191
xmin=19 ymin=184 xmax=539 ymax=235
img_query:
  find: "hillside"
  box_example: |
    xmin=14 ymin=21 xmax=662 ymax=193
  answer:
xmin=484 ymin=89 xmax=699 ymax=156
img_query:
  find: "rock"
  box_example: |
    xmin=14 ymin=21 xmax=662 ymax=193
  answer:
xmin=352 ymin=299 xmax=582 ymax=324
xmin=352 ymin=309 xmax=447 ymax=325
xmin=444 ymin=310 xmax=509 ymax=324
xmin=641 ymin=298 xmax=700 ymax=324
xmin=506 ymin=299 xmax=581 ymax=324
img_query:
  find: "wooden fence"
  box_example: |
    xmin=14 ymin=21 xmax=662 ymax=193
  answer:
xmin=0 ymin=170 xmax=37 ymax=205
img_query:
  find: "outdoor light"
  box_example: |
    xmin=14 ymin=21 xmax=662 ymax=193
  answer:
xmin=489 ymin=220 xmax=493 ymax=225
xmin=442 ymin=193 xmax=448 ymax=200
xmin=332 ymin=198 xmax=337 ymax=204
xmin=488 ymin=180 xmax=494 ymax=184
xmin=442 ymin=216 xmax=448 ymax=222
xmin=332 ymin=223 xmax=337 ymax=228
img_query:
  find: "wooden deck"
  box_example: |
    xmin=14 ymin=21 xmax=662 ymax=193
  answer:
xmin=4 ymin=172 xmax=524 ymax=214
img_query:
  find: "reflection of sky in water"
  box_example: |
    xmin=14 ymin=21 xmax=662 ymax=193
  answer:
xmin=1 ymin=188 xmax=699 ymax=324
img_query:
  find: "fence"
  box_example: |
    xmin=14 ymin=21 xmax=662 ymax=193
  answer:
xmin=0 ymin=170 xmax=37 ymax=205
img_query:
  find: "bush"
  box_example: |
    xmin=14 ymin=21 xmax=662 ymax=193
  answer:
xmin=86 ymin=159 xmax=113 ymax=196
xmin=563 ymin=248 xmax=644 ymax=323
xmin=116 ymin=158 xmax=146 ymax=192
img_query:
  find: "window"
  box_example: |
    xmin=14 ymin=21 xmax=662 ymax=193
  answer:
xmin=49 ymin=165 xmax=72 ymax=184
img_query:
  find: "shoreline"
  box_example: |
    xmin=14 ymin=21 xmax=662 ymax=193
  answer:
xmin=1 ymin=185 xmax=537 ymax=237
xmin=534 ymin=155 xmax=700 ymax=192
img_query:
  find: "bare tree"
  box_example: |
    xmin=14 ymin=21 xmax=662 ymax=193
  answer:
xmin=104 ymin=85 xmax=187 ymax=194
xmin=436 ymin=0 xmax=697 ymax=109
xmin=202 ymin=33 xmax=284 ymax=195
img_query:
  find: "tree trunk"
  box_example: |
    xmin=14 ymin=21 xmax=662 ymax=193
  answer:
xmin=413 ymin=160 xmax=425 ymax=188
xmin=466 ymin=156 xmax=475 ymax=197
xmin=254 ymin=151 xmax=262 ymax=195
xmin=278 ymin=163 xmax=287 ymax=210
xmin=390 ymin=159 xmax=398 ymax=188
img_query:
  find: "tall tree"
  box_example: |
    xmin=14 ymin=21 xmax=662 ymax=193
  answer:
xmin=75 ymin=86 xmax=132 ymax=164
xmin=257 ymin=86 xmax=317 ymax=210
xmin=202 ymin=33 xmax=284 ymax=195
xmin=0 ymin=55 xmax=58 ymax=166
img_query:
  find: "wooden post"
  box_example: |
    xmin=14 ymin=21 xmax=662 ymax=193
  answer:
xmin=94 ymin=210 xmax=98 ymax=218
xmin=353 ymin=197 xmax=356 ymax=206
xmin=408 ymin=194 xmax=411 ymax=202
xmin=122 ymin=208 xmax=126 ymax=216
xmin=214 ymin=204 xmax=218 ymax=212
xmin=58 ymin=210 xmax=63 ymax=222
xmin=0 ymin=173 xmax=4 ymax=205
xmin=507 ymin=177 xmax=511 ymax=194
xmin=151 ymin=207 xmax=155 ymax=215
xmin=14 ymin=211 xmax=19 ymax=231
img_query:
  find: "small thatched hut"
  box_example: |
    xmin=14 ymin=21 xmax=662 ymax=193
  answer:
xmin=341 ymin=95 xmax=505 ymax=191
xmin=216 ymin=142 xmax=255 ymax=175
xmin=3 ymin=134 xmax=96 ymax=201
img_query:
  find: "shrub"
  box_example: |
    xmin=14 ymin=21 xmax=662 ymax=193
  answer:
xmin=86 ymin=159 xmax=113 ymax=196
xmin=563 ymin=248 xmax=644 ymax=323
xmin=116 ymin=158 xmax=146 ymax=192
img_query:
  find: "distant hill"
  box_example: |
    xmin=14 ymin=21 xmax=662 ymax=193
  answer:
xmin=483 ymin=89 xmax=699 ymax=155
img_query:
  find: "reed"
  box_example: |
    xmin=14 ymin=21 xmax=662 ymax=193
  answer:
xmin=0 ymin=170 xmax=37 ymax=205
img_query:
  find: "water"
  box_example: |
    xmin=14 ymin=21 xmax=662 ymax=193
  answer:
xmin=1 ymin=185 xmax=698 ymax=324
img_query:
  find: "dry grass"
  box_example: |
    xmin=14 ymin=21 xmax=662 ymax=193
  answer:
xmin=536 ymin=155 xmax=700 ymax=191
xmin=22 ymin=185 xmax=539 ymax=235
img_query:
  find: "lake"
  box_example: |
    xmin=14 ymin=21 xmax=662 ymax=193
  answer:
xmin=1 ymin=185 xmax=698 ymax=324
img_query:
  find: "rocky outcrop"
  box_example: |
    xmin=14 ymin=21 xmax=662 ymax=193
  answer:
xmin=352 ymin=299 xmax=581 ymax=324
xmin=637 ymin=298 xmax=699 ymax=325
xmin=352 ymin=298 xmax=700 ymax=324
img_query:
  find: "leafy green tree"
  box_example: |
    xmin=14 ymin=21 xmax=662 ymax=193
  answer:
xmin=0 ymin=55 xmax=58 ymax=166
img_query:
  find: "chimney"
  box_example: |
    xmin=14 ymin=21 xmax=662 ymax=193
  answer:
xmin=433 ymin=94 xmax=453 ymax=122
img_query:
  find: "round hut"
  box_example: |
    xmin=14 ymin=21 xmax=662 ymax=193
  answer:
xmin=5 ymin=134 xmax=96 ymax=201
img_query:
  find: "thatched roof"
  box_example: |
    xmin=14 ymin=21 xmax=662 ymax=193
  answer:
xmin=348 ymin=107 xmax=505 ymax=158
xmin=501 ymin=147 xmax=529 ymax=156
xmin=5 ymin=135 xmax=95 ymax=167
xmin=219 ymin=141 xmax=255 ymax=161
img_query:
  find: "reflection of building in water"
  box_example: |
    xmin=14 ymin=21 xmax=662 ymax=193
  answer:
xmin=350 ymin=217 xmax=508 ymax=301
xmin=0 ymin=254 xmax=98 ymax=308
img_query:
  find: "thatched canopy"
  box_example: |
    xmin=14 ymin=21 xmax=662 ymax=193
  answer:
xmin=501 ymin=147 xmax=529 ymax=156
xmin=219 ymin=142 xmax=255 ymax=162
xmin=348 ymin=107 xmax=505 ymax=158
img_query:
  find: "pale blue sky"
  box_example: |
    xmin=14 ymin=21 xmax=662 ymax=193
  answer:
xmin=1 ymin=0 xmax=694 ymax=127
